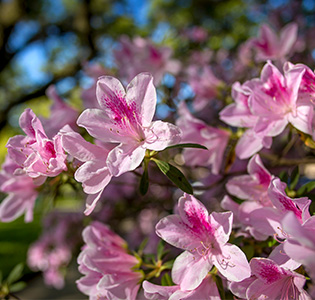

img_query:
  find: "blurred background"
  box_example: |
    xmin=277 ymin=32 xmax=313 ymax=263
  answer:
xmin=1 ymin=0 xmax=315 ymax=298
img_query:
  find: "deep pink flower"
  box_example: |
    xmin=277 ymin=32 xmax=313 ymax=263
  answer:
xmin=250 ymin=23 xmax=298 ymax=62
xmin=114 ymin=36 xmax=181 ymax=85
xmin=77 ymin=221 xmax=143 ymax=300
xmin=226 ymin=154 xmax=273 ymax=205
xmin=77 ymin=73 xmax=182 ymax=177
xmin=0 ymin=155 xmax=38 ymax=222
xmin=176 ymin=102 xmax=230 ymax=174
xmin=248 ymin=178 xmax=311 ymax=239
xmin=156 ymin=193 xmax=250 ymax=290
xmin=221 ymin=61 xmax=314 ymax=159
xmin=246 ymin=258 xmax=310 ymax=300
xmin=6 ymin=108 xmax=67 ymax=179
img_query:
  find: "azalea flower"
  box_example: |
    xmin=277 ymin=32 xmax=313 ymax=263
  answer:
xmin=230 ymin=257 xmax=311 ymax=300
xmin=220 ymin=61 xmax=314 ymax=159
xmin=176 ymin=102 xmax=230 ymax=174
xmin=156 ymin=193 xmax=250 ymax=290
xmin=114 ymin=36 xmax=181 ymax=85
xmin=226 ymin=154 xmax=273 ymax=205
xmin=77 ymin=221 xmax=143 ymax=300
xmin=77 ymin=72 xmax=182 ymax=177
xmin=6 ymin=108 xmax=67 ymax=179
xmin=250 ymin=22 xmax=298 ymax=62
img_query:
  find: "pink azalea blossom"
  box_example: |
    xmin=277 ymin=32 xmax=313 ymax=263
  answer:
xmin=142 ymin=274 xmax=220 ymax=300
xmin=61 ymin=126 xmax=113 ymax=215
xmin=176 ymin=102 xmax=230 ymax=174
xmin=221 ymin=61 xmax=314 ymax=159
xmin=6 ymin=108 xmax=67 ymax=179
xmin=77 ymin=221 xmax=143 ymax=300
xmin=230 ymin=257 xmax=311 ymax=300
xmin=248 ymin=177 xmax=311 ymax=239
xmin=114 ymin=36 xmax=181 ymax=85
xmin=221 ymin=195 xmax=269 ymax=241
xmin=0 ymin=155 xmax=38 ymax=222
xmin=222 ymin=155 xmax=273 ymax=240
xmin=226 ymin=154 xmax=273 ymax=205
xmin=156 ymin=193 xmax=250 ymax=290
xmin=186 ymin=65 xmax=223 ymax=111
xmin=250 ymin=22 xmax=298 ymax=62
xmin=223 ymin=174 xmax=311 ymax=241
xmin=77 ymin=72 xmax=182 ymax=177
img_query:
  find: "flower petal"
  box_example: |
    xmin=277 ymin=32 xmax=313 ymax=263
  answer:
xmin=107 ymin=143 xmax=146 ymax=177
xmin=126 ymin=72 xmax=156 ymax=126
xmin=172 ymin=251 xmax=212 ymax=290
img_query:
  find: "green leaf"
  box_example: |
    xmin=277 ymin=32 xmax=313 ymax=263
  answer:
xmin=242 ymin=245 xmax=254 ymax=260
xmin=6 ymin=263 xmax=23 ymax=285
xmin=139 ymin=159 xmax=149 ymax=196
xmin=0 ymin=271 xmax=2 ymax=285
xmin=162 ymin=260 xmax=174 ymax=269
xmin=151 ymin=158 xmax=193 ymax=194
xmin=137 ymin=238 xmax=148 ymax=256
xmin=161 ymin=273 xmax=174 ymax=286
xmin=279 ymin=170 xmax=288 ymax=183
xmin=157 ymin=240 xmax=165 ymax=261
xmin=9 ymin=281 xmax=26 ymax=292
xmin=290 ymin=166 xmax=299 ymax=190
xmin=164 ymin=143 xmax=207 ymax=151
xmin=213 ymin=274 xmax=225 ymax=300
xmin=297 ymin=181 xmax=315 ymax=196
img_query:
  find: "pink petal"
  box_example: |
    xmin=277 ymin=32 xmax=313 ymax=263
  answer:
xmin=19 ymin=108 xmax=45 ymax=139
xmin=214 ymin=243 xmax=250 ymax=282
xmin=142 ymin=281 xmax=179 ymax=300
xmin=84 ymin=191 xmax=103 ymax=215
xmin=0 ymin=193 xmax=36 ymax=223
xmin=77 ymin=108 xmax=132 ymax=143
xmin=144 ymin=121 xmax=182 ymax=151
xmin=126 ymin=72 xmax=156 ymax=126
xmin=211 ymin=211 xmax=233 ymax=245
xmin=107 ymin=143 xmax=146 ymax=176
xmin=172 ymin=251 xmax=212 ymax=290
xmin=235 ymin=130 xmax=265 ymax=159
xmin=61 ymin=130 xmax=109 ymax=162
xmin=75 ymin=160 xmax=112 ymax=194
xmin=155 ymin=214 xmax=201 ymax=251
xmin=279 ymin=23 xmax=298 ymax=57
xmin=97 ymin=272 xmax=141 ymax=300
xmin=288 ymin=105 xmax=313 ymax=135
xmin=96 ymin=75 xmax=126 ymax=112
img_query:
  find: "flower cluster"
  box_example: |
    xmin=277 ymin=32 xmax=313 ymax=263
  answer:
xmin=2 ymin=18 xmax=315 ymax=300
